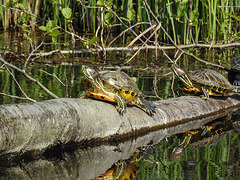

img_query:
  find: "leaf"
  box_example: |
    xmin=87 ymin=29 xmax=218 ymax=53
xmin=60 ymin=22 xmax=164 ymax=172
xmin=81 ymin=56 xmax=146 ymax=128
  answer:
xmin=6 ymin=2 xmax=11 ymax=8
xmin=104 ymin=12 xmax=112 ymax=25
xmin=127 ymin=10 xmax=135 ymax=21
xmin=46 ymin=20 xmax=55 ymax=32
xmin=190 ymin=9 xmax=199 ymax=22
xmin=190 ymin=21 xmax=198 ymax=26
xmin=23 ymin=13 xmax=30 ymax=21
xmin=50 ymin=29 xmax=60 ymax=37
xmin=52 ymin=37 xmax=57 ymax=43
xmin=177 ymin=4 xmax=186 ymax=18
xmin=18 ymin=3 xmax=25 ymax=10
xmin=120 ymin=17 xmax=130 ymax=22
xmin=62 ymin=7 xmax=72 ymax=19
xmin=23 ymin=33 xmax=28 ymax=38
xmin=90 ymin=36 xmax=98 ymax=45
xmin=180 ymin=0 xmax=189 ymax=4
xmin=39 ymin=26 xmax=47 ymax=31
xmin=107 ymin=0 xmax=114 ymax=8
xmin=96 ymin=0 xmax=104 ymax=6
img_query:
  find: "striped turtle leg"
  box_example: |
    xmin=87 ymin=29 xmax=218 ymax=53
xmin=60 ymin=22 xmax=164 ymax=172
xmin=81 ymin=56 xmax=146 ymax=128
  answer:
xmin=201 ymin=87 xmax=210 ymax=99
xmin=115 ymin=93 xmax=127 ymax=115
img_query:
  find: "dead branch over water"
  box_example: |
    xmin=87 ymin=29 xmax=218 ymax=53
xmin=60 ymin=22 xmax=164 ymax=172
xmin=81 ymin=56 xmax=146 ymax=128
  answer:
xmin=27 ymin=43 xmax=240 ymax=57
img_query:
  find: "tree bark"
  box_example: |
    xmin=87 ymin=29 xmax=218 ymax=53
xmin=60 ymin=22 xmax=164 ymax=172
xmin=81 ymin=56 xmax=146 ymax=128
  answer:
xmin=0 ymin=94 xmax=240 ymax=157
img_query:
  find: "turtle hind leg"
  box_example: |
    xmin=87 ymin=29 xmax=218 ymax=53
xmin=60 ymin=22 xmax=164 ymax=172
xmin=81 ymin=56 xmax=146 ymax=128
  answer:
xmin=78 ymin=91 xmax=88 ymax=98
xmin=115 ymin=94 xmax=127 ymax=115
xmin=134 ymin=97 xmax=156 ymax=116
xmin=201 ymin=87 xmax=210 ymax=100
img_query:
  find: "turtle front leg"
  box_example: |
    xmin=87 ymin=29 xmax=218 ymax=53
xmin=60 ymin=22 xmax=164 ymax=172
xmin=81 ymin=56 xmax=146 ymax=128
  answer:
xmin=134 ymin=98 xmax=156 ymax=116
xmin=201 ymin=87 xmax=210 ymax=100
xmin=115 ymin=93 xmax=127 ymax=115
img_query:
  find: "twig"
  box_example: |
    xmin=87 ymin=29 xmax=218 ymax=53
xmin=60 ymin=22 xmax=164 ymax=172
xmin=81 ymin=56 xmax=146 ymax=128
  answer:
xmin=24 ymin=41 xmax=43 ymax=71
xmin=127 ymin=25 xmax=157 ymax=47
xmin=124 ymin=23 xmax=162 ymax=64
xmin=39 ymin=69 xmax=66 ymax=87
xmin=0 ymin=92 xmax=35 ymax=101
xmin=153 ymin=72 xmax=163 ymax=100
xmin=108 ymin=22 xmax=151 ymax=47
xmin=5 ymin=67 xmax=36 ymax=102
xmin=0 ymin=55 xmax=59 ymax=99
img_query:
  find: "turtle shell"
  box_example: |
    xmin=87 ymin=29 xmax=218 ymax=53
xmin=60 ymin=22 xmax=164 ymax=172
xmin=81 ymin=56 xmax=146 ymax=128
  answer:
xmin=99 ymin=69 xmax=141 ymax=103
xmin=189 ymin=69 xmax=233 ymax=92
xmin=231 ymin=54 xmax=240 ymax=70
xmin=229 ymin=55 xmax=240 ymax=85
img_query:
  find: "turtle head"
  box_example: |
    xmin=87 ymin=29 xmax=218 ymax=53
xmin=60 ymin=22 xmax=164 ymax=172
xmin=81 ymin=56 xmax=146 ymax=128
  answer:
xmin=172 ymin=66 xmax=193 ymax=88
xmin=82 ymin=65 xmax=99 ymax=82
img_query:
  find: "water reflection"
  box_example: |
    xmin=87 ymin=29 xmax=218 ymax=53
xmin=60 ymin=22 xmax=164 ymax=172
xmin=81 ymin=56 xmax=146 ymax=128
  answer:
xmin=0 ymin=114 xmax=239 ymax=180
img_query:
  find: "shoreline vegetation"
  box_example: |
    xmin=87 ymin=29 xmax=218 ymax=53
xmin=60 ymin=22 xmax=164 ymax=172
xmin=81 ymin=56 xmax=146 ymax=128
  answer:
xmin=0 ymin=0 xmax=239 ymax=102
xmin=0 ymin=1 xmax=239 ymax=45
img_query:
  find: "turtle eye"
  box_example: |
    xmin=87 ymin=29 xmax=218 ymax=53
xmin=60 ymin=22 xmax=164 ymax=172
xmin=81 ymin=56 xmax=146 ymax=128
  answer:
xmin=175 ymin=67 xmax=186 ymax=75
xmin=87 ymin=68 xmax=98 ymax=76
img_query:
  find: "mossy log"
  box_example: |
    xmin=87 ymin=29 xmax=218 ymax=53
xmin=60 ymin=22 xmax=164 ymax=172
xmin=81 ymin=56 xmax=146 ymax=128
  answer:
xmin=0 ymin=94 xmax=240 ymax=157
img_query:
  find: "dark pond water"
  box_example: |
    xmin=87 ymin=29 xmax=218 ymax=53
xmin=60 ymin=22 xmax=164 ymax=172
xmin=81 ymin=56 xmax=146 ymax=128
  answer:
xmin=0 ymin=31 xmax=240 ymax=179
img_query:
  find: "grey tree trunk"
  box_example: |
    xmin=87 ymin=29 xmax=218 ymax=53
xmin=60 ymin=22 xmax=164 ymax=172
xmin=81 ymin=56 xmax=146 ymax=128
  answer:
xmin=0 ymin=94 xmax=239 ymax=157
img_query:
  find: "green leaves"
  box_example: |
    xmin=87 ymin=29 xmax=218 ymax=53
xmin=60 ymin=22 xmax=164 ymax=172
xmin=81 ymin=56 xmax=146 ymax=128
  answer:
xmin=38 ymin=7 xmax=72 ymax=43
xmin=104 ymin=12 xmax=112 ymax=25
xmin=190 ymin=9 xmax=199 ymax=26
xmin=18 ymin=3 xmax=25 ymax=10
xmin=50 ymin=29 xmax=60 ymax=37
xmin=38 ymin=20 xmax=59 ymax=42
xmin=97 ymin=0 xmax=113 ymax=9
xmin=61 ymin=8 xmax=72 ymax=19
xmin=90 ymin=36 xmax=98 ymax=45
xmin=97 ymin=0 xmax=104 ymax=6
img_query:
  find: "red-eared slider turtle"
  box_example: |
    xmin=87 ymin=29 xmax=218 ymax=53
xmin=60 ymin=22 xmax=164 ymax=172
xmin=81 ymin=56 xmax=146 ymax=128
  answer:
xmin=81 ymin=65 xmax=155 ymax=116
xmin=173 ymin=66 xmax=240 ymax=99
xmin=228 ymin=55 xmax=240 ymax=86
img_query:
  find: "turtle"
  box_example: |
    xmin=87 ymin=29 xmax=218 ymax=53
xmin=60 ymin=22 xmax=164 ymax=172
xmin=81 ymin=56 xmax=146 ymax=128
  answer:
xmin=172 ymin=65 xmax=240 ymax=99
xmin=92 ymin=153 xmax=140 ymax=180
xmin=81 ymin=65 xmax=156 ymax=116
xmin=228 ymin=54 xmax=240 ymax=86
xmin=172 ymin=120 xmax=231 ymax=159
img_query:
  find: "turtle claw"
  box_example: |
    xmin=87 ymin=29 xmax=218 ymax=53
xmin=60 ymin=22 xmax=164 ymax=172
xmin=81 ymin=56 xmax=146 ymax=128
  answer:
xmin=137 ymin=98 xmax=156 ymax=116
xmin=116 ymin=106 xmax=126 ymax=115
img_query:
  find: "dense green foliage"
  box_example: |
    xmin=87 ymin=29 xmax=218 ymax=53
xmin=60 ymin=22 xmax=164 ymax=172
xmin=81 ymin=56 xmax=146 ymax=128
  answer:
xmin=0 ymin=0 xmax=239 ymax=44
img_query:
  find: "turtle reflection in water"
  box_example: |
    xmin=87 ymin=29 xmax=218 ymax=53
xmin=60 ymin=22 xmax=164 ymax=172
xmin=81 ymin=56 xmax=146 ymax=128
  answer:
xmin=92 ymin=146 xmax=155 ymax=180
xmin=172 ymin=119 xmax=234 ymax=159
xmin=228 ymin=54 xmax=240 ymax=86
xmin=81 ymin=65 xmax=155 ymax=116
xmin=172 ymin=65 xmax=240 ymax=99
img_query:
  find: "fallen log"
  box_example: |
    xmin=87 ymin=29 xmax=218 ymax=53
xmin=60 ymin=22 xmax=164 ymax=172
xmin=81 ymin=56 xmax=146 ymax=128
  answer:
xmin=0 ymin=94 xmax=240 ymax=157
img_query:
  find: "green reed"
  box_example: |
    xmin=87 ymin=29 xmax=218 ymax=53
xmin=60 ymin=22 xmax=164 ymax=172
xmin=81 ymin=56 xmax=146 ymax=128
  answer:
xmin=0 ymin=0 xmax=239 ymax=44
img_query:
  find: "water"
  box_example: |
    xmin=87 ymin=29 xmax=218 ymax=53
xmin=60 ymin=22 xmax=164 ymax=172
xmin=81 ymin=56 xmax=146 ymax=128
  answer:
xmin=0 ymin=31 xmax=239 ymax=179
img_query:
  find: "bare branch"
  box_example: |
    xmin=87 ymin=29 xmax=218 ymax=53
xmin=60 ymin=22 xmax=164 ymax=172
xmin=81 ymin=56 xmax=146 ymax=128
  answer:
xmin=0 ymin=55 xmax=59 ymax=99
xmin=5 ymin=67 xmax=36 ymax=102
xmin=39 ymin=69 xmax=66 ymax=87
xmin=24 ymin=42 xmax=43 ymax=71
xmin=124 ymin=23 xmax=162 ymax=64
